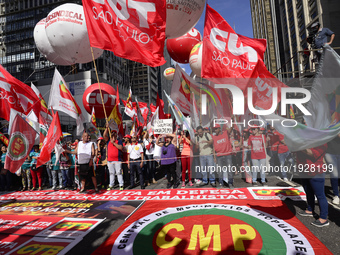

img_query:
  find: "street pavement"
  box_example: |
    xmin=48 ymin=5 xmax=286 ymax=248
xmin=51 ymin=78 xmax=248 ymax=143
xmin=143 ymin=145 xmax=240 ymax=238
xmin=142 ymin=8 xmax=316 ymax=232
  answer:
xmin=66 ymin=175 xmax=340 ymax=254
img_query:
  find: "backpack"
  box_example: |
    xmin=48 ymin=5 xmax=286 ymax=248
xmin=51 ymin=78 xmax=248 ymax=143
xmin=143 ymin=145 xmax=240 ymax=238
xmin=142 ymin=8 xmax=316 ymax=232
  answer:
xmin=197 ymin=133 xmax=210 ymax=142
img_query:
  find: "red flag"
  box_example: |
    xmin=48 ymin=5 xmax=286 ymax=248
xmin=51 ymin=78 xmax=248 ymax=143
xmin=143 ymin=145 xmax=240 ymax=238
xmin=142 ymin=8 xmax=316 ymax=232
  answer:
xmin=91 ymin=107 xmax=97 ymax=127
xmin=156 ymin=93 xmax=165 ymax=119
xmin=202 ymin=5 xmax=288 ymax=110
xmin=0 ymin=132 xmax=8 ymax=146
xmin=202 ymin=5 xmax=266 ymax=79
xmin=38 ymin=113 xmax=49 ymax=149
xmin=139 ymin=102 xmax=149 ymax=126
xmin=36 ymin=112 xmax=62 ymax=168
xmin=0 ymin=66 xmax=41 ymax=121
xmin=82 ymin=0 xmax=167 ymax=67
xmin=135 ymin=99 xmax=149 ymax=127
xmin=4 ymin=115 xmax=37 ymax=173
xmin=31 ymin=83 xmax=51 ymax=117
xmin=116 ymin=85 xmax=120 ymax=106
xmin=150 ymin=104 xmax=157 ymax=114
xmin=124 ymin=89 xmax=136 ymax=118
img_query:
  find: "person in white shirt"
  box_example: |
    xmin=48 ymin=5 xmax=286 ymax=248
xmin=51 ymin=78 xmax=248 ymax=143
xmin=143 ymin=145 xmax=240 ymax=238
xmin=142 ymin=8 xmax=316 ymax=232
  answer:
xmin=66 ymin=132 xmax=98 ymax=193
xmin=127 ymin=135 xmax=145 ymax=189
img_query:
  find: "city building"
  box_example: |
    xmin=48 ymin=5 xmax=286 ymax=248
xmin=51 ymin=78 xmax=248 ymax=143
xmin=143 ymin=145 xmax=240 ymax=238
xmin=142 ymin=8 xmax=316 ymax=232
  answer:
xmin=127 ymin=46 xmax=172 ymax=106
xmin=0 ymin=0 xmax=172 ymax=135
xmin=250 ymin=0 xmax=340 ymax=81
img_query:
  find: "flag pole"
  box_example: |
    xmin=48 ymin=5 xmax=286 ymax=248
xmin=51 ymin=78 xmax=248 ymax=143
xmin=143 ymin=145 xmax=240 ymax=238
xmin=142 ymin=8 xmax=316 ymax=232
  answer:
xmin=91 ymin=47 xmax=111 ymax=139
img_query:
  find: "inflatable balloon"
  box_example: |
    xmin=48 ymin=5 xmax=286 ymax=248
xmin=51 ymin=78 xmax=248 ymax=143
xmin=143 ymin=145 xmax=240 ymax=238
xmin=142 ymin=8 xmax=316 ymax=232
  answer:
xmin=34 ymin=18 xmax=73 ymax=66
xmin=83 ymin=83 xmax=116 ymax=119
xmin=165 ymin=0 xmax=206 ymax=39
xmin=189 ymin=42 xmax=203 ymax=77
xmin=45 ymin=3 xmax=103 ymax=64
xmin=166 ymin=28 xmax=202 ymax=63
xmin=163 ymin=67 xmax=176 ymax=81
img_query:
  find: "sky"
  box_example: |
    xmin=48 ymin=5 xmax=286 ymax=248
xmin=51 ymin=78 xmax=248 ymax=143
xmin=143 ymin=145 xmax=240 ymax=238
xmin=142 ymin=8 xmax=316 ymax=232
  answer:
xmin=176 ymin=0 xmax=254 ymax=72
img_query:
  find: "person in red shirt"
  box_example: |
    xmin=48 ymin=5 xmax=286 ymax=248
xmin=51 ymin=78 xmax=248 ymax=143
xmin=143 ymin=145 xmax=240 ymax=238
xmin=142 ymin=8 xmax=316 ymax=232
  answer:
xmin=104 ymin=125 xmax=124 ymax=191
xmin=296 ymin=144 xmax=329 ymax=227
xmin=122 ymin=135 xmax=131 ymax=187
xmin=212 ymin=124 xmax=234 ymax=188
xmin=276 ymin=130 xmax=291 ymax=181
xmin=266 ymin=125 xmax=280 ymax=169
xmin=179 ymin=130 xmax=193 ymax=187
xmin=248 ymin=126 xmax=268 ymax=186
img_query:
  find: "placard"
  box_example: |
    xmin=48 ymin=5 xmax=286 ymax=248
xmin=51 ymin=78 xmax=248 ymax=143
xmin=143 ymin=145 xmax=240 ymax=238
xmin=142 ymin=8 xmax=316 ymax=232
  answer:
xmin=154 ymin=119 xmax=173 ymax=134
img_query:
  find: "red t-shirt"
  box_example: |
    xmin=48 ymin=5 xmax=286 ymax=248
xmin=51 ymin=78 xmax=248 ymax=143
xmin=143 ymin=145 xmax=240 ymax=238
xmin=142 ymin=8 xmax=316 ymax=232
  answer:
xmin=108 ymin=140 xmax=120 ymax=161
xmin=248 ymin=135 xmax=266 ymax=159
xmin=267 ymin=131 xmax=279 ymax=152
xmin=296 ymin=144 xmax=328 ymax=175
xmin=276 ymin=132 xmax=289 ymax=154
xmin=213 ymin=131 xmax=232 ymax=156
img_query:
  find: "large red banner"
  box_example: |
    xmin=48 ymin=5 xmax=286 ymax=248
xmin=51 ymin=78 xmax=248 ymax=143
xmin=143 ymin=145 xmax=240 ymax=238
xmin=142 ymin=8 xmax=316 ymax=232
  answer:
xmin=0 ymin=188 xmax=308 ymax=201
xmin=82 ymin=0 xmax=167 ymax=67
xmin=93 ymin=200 xmax=332 ymax=255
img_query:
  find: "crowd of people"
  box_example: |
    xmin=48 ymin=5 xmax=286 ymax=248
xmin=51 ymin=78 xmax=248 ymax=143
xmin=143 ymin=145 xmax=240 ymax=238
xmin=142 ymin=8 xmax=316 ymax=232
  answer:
xmin=0 ymin=123 xmax=339 ymax=227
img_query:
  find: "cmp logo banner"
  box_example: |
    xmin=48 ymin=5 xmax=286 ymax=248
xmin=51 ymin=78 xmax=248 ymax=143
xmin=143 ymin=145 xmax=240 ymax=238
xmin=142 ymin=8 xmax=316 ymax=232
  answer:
xmin=7 ymin=132 xmax=29 ymax=161
xmin=93 ymin=200 xmax=331 ymax=255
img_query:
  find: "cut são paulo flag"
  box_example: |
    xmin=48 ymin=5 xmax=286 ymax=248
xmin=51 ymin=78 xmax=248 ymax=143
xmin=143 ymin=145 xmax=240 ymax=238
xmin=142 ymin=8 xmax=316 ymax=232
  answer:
xmin=202 ymin=5 xmax=288 ymax=110
xmin=202 ymin=4 xmax=266 ymax=79
xmin=82 ymin=0 xmax=167 ymax=67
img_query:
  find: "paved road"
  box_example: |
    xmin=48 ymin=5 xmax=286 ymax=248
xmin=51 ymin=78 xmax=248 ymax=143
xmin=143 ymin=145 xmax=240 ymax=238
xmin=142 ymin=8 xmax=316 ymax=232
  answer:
xmin=66 ymin=175 xmax=340 ymax=254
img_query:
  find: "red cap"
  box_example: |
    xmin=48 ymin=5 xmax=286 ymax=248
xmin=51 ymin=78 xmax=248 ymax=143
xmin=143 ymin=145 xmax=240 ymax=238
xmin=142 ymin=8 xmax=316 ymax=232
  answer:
xmin=97 ymin=137 xmax=104 ymax=140
xmin=124 ymin=135 xmax=132 ymax=139
xmin=260 ymin=128 xmax=266 ymax=131
xmin=213 ymin=124 xmax=221 ymax=128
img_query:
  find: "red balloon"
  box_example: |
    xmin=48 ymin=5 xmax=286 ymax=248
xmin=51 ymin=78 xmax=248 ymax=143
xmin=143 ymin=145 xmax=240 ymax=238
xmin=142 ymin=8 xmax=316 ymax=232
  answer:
xmin=82 ymin=83 xmax=116 ymax=119
xmin=166 ymin=28 xmax=202 ymax=64
xmin=165 ymin=113 xmax=172 ymax=119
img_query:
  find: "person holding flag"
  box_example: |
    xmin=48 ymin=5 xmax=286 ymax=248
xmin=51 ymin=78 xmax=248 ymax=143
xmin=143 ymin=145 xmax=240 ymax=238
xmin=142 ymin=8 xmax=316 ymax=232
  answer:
xmin=212 ymin=124 xmax=234 ymax=188
xmin=29 ymin=145 xmax=43 ymax=191
xmin=103 ymin=124 xmax=124 ymax=191
xmin=66 ymin=132 xmax=98 ymax=193
xmin=247 ymin=126 xmax=268 ymax=186
xmin=156 ymin=133 xmax=178 ymax=189
xmin=128 ymin=135 xmax=145 ymax=189
xmin=179 ymin=130 xmax=193 ymax=187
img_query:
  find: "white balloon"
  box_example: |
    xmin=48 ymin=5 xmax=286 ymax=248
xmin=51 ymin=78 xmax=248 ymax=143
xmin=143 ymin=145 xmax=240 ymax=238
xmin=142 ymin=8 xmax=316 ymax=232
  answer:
xmin=189 ymin=42 xmax=203 ymax=77
xmin=34 ymin=18 xmax=73 ymax=66
xmin=165 ymin=0 xmax=206 ymax=39
xmin=163 ymin=67 xmax=176 ymax=81
xmin=44 ymin=3 xmax=103 ymax=64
